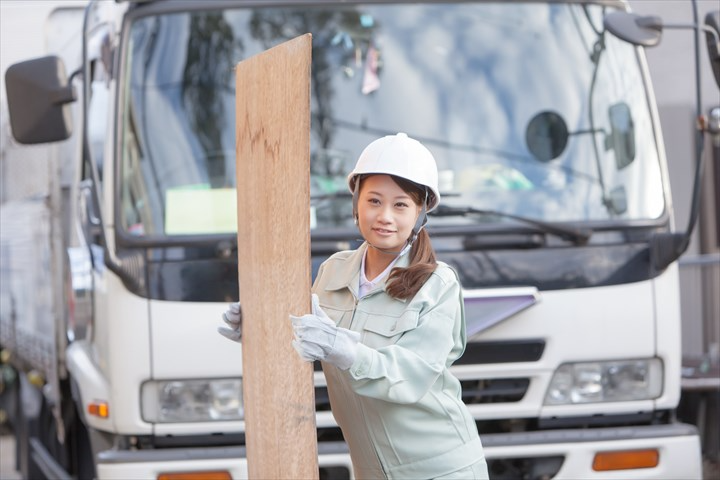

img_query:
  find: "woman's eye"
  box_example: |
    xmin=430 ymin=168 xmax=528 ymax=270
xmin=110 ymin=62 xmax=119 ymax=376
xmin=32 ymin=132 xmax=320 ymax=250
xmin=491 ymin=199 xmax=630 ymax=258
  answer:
xmin=368 ymin=198 xmax=381 ymax=205
xmin=395 ymin=202 xmax=409 ymax=208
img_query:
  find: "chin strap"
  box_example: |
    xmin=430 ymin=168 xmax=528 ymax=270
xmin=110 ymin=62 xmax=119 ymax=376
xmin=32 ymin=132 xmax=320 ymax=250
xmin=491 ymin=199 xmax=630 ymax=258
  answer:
xmin=409 ymin=191 xmax=428 ymax=243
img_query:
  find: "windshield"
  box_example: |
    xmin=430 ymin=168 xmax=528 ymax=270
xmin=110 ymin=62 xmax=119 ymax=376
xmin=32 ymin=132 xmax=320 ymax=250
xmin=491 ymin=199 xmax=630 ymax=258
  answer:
xmin=119 ymin=2 xmax=664 ymax=238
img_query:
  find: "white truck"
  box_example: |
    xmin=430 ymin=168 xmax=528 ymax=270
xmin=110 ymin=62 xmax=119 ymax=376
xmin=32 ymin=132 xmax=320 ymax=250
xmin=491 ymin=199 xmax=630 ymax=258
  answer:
xmin=1 ymin=0 xmax=718 ymax=479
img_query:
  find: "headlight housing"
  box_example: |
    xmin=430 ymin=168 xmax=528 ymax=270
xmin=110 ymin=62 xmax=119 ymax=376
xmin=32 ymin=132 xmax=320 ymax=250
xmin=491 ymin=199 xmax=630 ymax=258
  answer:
xmin=544 ymin=358 xmax=663 ymax=405
xmin=142 ymin=378 xmax=243 ymax=422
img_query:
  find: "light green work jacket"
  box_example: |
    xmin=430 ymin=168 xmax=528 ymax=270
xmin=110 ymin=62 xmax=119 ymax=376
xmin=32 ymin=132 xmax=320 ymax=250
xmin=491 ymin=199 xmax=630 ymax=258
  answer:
xmin=313 ymin=243 xmax=486 ymax=479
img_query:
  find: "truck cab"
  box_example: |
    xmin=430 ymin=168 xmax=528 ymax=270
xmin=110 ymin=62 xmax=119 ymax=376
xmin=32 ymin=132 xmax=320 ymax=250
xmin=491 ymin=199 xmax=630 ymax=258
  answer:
xmin=3 ymin=0 xmax=717 ymax=478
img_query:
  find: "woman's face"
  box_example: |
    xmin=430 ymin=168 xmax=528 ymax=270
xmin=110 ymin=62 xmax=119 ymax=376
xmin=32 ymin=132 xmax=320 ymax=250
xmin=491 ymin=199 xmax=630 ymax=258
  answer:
xmin=357 ymin=175 xmax=421 ymax=251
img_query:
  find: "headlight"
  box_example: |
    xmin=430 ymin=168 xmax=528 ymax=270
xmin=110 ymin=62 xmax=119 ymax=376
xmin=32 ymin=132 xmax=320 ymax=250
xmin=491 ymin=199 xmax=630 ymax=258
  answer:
xmin=142 ymin=378 xmax=243 ymax=422
xmin=544 ymin=358 xmax=663 ymax=405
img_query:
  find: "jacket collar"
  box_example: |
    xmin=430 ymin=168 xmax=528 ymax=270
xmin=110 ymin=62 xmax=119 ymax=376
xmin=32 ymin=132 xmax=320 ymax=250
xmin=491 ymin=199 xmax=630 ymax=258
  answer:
xmin=324 ymin=242 xmax=411 ymax=300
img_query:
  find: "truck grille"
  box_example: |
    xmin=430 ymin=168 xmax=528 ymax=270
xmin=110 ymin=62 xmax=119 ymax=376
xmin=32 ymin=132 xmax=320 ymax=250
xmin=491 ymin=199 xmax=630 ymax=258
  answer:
xmin=457 ymin=339 xmax=545 ymax=364
xmin=461 ymin=378 xmax=530 ymax=404
xmin=315 ymin=377 xmax=529 ymax=410
xmin=315 ymin=386 xmax=332 ymax=411
xmin=313 ymin=340 xmax=538 ymax=410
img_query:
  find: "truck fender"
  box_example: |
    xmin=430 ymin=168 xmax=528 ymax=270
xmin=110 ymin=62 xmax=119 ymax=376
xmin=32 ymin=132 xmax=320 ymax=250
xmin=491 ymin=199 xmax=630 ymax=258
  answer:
xmin=65 ymin=340 xmax=113 ymax=432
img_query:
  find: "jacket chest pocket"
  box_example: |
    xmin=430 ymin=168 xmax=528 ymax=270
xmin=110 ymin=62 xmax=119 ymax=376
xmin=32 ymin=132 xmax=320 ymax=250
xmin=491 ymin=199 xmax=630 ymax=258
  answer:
xmin=320 ymin=305 xmax=355 ymax=330
xmin=316 ymin=290 xmax=356 ymax=328
xmin=360 ymin=309 xmax=419 ymax=348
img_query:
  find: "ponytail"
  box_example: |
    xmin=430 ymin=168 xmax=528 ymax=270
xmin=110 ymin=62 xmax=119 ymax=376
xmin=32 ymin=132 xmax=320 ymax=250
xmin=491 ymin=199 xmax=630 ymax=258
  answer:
xmin=386 ymin=226 xmax=437 ymax=300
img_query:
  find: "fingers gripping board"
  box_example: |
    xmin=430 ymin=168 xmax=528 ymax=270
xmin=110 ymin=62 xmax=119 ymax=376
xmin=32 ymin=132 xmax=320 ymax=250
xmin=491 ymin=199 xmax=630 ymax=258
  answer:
xmin=235 ymin=34 xmax=318 ymax=479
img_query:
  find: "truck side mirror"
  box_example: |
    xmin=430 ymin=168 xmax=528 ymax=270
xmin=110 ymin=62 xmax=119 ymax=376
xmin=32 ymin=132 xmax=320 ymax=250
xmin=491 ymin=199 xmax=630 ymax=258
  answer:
xmin=603 ymin=12 xmax=663 ymax=47
xmin=4 ymin=55 xmax=76 ymax=144
xmin=604 ymin=9 xmax=720 ymax=89
xmin=606 ymin=102 xmax=635 ymax=169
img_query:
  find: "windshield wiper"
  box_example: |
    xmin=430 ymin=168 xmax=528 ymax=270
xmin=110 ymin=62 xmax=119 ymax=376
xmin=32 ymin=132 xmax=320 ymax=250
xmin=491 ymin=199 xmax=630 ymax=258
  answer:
xmin=430 ymin=205 xmax=592 ymax=245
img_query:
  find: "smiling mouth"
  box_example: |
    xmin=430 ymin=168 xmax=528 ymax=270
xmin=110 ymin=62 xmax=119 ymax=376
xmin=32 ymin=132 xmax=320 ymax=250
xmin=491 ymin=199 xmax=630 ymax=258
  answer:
xmin=373 ymin=228 xmax=396 ymax=234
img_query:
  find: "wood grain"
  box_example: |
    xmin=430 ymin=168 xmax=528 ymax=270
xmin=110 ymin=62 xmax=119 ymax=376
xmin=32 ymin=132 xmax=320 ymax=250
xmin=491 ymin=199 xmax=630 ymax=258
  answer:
xmin=235 ymin=34 xmax=318 ymax=479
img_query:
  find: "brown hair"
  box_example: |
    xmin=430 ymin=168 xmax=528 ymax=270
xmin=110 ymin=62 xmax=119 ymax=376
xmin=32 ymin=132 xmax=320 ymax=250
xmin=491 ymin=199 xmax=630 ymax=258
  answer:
xmin=383 ymin=175 xmax=438 ymax=300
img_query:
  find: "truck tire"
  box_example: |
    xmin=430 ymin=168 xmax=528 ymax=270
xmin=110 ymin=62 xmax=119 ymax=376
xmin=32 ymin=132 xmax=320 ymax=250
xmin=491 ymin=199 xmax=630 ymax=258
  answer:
xmin=67 ymin=403 xmax=95 ymax=480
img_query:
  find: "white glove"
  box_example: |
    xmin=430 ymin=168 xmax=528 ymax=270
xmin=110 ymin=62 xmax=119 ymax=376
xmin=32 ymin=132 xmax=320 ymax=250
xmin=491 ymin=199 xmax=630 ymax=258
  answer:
xmin=218 ymin=302 xmax=242 ymax=342
xmin=290 ymin=294 xmax=360 ymax=370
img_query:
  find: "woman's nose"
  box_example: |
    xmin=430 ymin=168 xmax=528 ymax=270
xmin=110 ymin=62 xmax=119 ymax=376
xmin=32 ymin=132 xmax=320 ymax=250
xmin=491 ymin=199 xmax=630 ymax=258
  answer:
xmin=377 ymin=206 xmax=393 ymax=223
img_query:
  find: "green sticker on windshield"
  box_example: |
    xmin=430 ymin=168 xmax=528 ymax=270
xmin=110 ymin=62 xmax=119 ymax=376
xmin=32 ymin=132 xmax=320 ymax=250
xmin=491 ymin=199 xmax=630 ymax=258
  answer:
xmin=165 ymin=187 xmax=237 ymax=235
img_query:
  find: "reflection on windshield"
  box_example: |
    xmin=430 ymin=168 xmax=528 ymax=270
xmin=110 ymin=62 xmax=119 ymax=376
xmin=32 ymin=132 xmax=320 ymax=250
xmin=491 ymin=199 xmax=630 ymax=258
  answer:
xmin=120 ymin=2 xmax=664 ymax=237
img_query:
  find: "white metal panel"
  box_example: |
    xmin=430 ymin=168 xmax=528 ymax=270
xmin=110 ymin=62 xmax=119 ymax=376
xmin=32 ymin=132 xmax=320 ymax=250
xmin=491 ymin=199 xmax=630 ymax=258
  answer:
xmin=148 ymin=300 xmax=243 ymax=379
xmin=652 ymin=264 xmax=683 ymax=410
xmin=477 ymin=281 xmax=656 ymax=360
xmin=96 ymin=272 xmax=153 ymax=434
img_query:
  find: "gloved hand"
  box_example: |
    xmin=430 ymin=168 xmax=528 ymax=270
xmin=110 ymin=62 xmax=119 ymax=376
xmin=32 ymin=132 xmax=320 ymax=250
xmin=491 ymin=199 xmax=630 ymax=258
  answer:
xmin=218 ymin=302 xmax=242 ymax=342
xmin=290 ymin=294 xmax=360 ymax=370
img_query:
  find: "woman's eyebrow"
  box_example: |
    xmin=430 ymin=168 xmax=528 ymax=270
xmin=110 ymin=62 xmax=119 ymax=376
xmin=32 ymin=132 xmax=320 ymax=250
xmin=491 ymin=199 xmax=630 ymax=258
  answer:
xmin=366 ymin=190 xmax=412 ymax=200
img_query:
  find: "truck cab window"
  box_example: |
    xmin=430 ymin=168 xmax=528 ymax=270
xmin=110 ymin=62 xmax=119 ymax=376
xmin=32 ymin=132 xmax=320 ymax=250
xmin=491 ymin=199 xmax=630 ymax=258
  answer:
xmin=119 ymin=3 xmax=665 ymax=240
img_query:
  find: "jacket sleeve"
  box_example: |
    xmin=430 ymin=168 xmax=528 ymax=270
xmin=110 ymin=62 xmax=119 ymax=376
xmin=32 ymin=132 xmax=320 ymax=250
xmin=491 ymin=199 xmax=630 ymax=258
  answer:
xmin=344 ymin=267 xmax=465 ymax=404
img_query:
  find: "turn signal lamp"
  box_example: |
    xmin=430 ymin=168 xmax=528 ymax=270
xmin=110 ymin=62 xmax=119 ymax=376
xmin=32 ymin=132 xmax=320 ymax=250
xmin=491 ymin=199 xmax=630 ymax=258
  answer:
xmin=592 ymin=449 xmax=659 ymax=471
xmin=87 ymin=401 xmax=109 ymax=418
xmin=157 ymin=471 xmax=231 ymax=480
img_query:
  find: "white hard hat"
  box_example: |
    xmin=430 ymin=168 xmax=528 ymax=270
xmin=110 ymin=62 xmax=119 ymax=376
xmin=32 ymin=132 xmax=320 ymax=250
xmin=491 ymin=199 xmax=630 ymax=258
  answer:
xmin=347 ymin=132 xmax=440 ymax=211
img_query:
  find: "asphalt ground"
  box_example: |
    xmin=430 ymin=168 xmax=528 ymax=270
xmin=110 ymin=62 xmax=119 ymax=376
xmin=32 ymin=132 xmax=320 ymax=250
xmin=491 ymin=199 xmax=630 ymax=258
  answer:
xmin=1 ymin=433 xmax=21 ymax=480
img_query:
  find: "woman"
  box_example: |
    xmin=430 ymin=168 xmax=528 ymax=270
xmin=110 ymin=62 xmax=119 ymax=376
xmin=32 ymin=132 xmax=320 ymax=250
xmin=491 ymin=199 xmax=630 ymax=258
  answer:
xmin=221 ymin=133 xmax=488 ymax=479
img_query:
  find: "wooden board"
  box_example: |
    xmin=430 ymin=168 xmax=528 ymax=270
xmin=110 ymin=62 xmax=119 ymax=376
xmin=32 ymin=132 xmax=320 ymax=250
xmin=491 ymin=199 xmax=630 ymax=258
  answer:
xmin=235 ymin=34 xmax=318 ymax=480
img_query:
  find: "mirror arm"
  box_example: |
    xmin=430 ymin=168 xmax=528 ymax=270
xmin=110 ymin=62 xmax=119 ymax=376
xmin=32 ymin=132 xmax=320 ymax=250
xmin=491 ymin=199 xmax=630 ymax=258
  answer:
xmin=50 ymin=68 xmax=82 ymax=106
xmin=680 ymin=0 xmax=705 ymax=248
xmin=650 ymin=0 xmax=709 ymax=270
xmin=662 ymin=23 xmax=720 ymax=45
xmin=50 ymin=85 xmax=77 ymax=105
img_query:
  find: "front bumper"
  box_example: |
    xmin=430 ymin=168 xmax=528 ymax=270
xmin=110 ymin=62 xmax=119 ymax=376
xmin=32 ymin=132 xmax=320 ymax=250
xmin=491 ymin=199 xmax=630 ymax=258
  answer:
xmin=97 ymin=423 xmax=700 ymax=480
xmin=96 ymin=442 xmax=352 ymax=480
xmin=482 ymin=423 xmax=702 ymax=479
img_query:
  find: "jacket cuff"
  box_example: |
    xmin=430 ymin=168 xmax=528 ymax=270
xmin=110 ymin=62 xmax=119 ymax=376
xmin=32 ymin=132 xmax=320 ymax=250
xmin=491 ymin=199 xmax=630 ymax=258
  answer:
xmin=348 ymin=342 xmax=374 ymax=379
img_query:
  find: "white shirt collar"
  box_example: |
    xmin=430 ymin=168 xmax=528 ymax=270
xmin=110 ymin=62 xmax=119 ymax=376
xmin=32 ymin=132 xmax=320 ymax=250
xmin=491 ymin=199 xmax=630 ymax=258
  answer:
xmin=359 ymin=244 xmax=410 ymax=298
